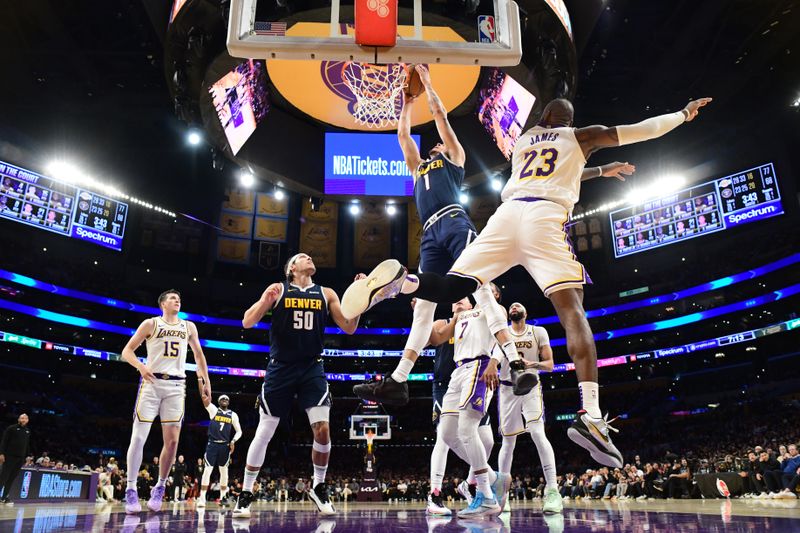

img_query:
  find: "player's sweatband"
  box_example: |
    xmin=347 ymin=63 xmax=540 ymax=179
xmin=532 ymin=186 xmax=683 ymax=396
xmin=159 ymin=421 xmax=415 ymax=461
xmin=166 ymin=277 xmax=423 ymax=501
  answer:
xmin=615 ymin=111 xmax=687 ymax=146
xmin=312 ymin=440 xmax=332 ymax=453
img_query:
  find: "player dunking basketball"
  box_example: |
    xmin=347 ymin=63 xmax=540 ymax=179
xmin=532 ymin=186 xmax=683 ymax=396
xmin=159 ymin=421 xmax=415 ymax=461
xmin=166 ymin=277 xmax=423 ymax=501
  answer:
xmin=496 ymin=303 xmax=561 ymax=514
xmin=342 ymin=96 xmax=711 ymax=468
xmin=121 ymin=289 xmax=211 ymax=514
xmin=352 ymin=64 xmax=535 ymax=406
xmin=232 ymin=253 xmax=364 ymax=518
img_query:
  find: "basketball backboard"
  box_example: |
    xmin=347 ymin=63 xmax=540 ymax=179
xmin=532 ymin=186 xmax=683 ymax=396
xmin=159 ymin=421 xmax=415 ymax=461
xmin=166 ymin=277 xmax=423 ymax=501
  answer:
xmin=227 ymin=0 xmax=522 ymax=66
xmin=350 ymin=414 xmax=391 ymax=440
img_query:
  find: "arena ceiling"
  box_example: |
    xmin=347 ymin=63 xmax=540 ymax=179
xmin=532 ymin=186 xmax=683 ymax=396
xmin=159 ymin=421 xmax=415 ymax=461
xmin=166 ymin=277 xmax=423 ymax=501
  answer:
xmin=0 ymin=0 xmax=797 ymax=217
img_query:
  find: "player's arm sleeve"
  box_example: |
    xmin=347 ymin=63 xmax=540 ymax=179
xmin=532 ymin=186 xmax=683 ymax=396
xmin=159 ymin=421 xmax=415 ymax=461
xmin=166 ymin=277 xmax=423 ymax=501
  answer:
xmin=490 ymin=343 xmax=504 ymax=364
xmin=615 ymin=111 xmax=687 ymax=146
xmin=205 ymin=403 xmax=217 ymax=419
xmin=231 ymin=413 xmax=243 ymax=443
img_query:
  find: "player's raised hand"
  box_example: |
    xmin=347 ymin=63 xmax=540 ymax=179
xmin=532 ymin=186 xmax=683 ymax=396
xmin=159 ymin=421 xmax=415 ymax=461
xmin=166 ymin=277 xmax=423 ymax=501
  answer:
xmin=200 ymin=379 xmax=211 ymax=402
xmin=263 ymin=284 xmax=281 ymax=301
xmin=415 ymin=64 xmax=432 ymax=88
xmin=138 ymin=364 xmax=156 ymax=384
xmin=683 ymin=97 xmax=712 ymax=122
xmin=600 ymin=162 xmax=636 ymax=181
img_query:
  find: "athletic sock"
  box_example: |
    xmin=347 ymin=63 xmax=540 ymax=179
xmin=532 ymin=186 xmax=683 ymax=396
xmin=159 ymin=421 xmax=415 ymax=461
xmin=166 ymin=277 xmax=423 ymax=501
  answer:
xmin=313 ymin=463 xmax=328 ymax=488
xmin=156 ymin=477 xmax=167 ymax=488
xmin=243 ymin=469 xmax=258 ymax=492
xmin=578 ymin=382 xmax=602 ymax=419
xmin=220 ymin=487 xmax=228 ymax=498
xmin=199 ymin=489 xmax=207 ymax=500
xmin=126 ymin=480 xmax=137 ymax=491
xmin=391 ymin=358 xmax=415 ymax=383
xmin=475 ymin=472 xmax=492 ymax=500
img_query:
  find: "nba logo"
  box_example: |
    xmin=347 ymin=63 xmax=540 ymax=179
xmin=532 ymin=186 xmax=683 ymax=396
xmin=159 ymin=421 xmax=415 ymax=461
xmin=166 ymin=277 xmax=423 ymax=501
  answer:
xmin=478 ymin=15 xmax=495 ymax=43
xmin=20 ymin=471 xmax=32 ymax=499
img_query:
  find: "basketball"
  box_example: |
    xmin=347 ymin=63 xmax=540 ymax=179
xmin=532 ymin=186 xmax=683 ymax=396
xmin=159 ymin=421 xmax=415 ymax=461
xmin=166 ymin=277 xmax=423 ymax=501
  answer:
xmin=404 ymin=64 xmax=426 ymax=98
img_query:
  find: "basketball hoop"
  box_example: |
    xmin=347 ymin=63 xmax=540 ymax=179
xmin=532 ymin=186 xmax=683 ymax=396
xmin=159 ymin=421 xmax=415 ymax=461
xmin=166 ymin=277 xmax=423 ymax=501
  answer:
xmin=343 ymin=62 xmax=407 ymax=128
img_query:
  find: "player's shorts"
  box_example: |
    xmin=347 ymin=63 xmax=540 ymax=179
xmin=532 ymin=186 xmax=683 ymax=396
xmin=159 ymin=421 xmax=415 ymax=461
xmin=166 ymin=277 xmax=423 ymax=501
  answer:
xmin=419 ymin=207 xmax=478 ymax=276
xmin=497 ymin=380 xmax=544 ymax=437
xmin=204 ymin=441 xmax=231 ymax=468
xmin=259 ymin=357 xmax=331 ymax=422
xmin=447 ymin=199 xmax=591 ymax=297
xmin=433 ymin=379 xmax=491 ymax=426
xmin=133 ymin=377 xmax=185 ymax=425
xmin=440 ymin=357 xmax=494 ymax=417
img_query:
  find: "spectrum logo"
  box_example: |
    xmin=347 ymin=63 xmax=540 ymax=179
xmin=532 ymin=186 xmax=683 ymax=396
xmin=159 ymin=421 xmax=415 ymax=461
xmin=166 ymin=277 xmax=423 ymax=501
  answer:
xmin=71 ymin=226 xmax=122 ymax=250
xmin=726 ymin=203 xmax=782 ymax=226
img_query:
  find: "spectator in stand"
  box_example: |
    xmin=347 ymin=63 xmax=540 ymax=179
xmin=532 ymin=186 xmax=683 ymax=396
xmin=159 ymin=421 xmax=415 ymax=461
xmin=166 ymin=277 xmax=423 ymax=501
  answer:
xmin=0 ymin=413 xmax=32 ymax=505
xmin=147 ymin=457 xmax=160 ymax=481
xmin=664 ymin=458 xmax=692 ymax=498
xmin=277 ymin=478 xmax=289 ymax=502
xmin=171 ymin=455 xmax=188 ymax=501
xmin=768 ymin=444 xmax=800 ymax=499
xmin=560 ymin=472 xmax=576 ymax=499
xmin=294 ymin=478 xmax=307 ymax=502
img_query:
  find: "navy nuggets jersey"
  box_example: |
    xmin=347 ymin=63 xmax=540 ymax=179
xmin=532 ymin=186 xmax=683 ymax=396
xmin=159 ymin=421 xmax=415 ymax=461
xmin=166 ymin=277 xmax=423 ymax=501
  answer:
xmin=433 ymin=331 xmax=457 ymax=383
xmin=208 ymin=408 xmax=235 ymax=442
xmin=414 ymin=154 xmax=465 ymax=222
xmin=269 ymin=282 xmax=327 ymax=362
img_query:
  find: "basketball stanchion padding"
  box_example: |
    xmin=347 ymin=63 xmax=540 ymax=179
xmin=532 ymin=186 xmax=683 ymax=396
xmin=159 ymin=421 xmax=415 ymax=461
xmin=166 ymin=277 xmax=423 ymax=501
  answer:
xmin=355 ymin=0 xmax=398 ymax=48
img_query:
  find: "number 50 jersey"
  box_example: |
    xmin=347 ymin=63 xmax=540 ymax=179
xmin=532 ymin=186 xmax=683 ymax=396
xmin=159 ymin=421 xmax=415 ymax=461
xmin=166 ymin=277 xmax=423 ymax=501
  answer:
xmin=269 ymin=281 xmax=328 ymax=362
xmin=502 ymin=125 xmax=587 ymax=211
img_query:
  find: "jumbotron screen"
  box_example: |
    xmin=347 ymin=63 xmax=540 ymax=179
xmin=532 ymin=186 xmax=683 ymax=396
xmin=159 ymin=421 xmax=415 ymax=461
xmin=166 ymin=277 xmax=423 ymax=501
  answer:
xmin=610 ymin=163 xmax=783 ymax=258
xmin=0 ymin=160 xmax=128 ymax=251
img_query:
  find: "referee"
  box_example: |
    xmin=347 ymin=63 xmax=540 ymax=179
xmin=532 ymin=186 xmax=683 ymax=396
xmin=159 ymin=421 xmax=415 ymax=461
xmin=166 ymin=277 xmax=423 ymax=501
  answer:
xmin=0 ymin=414 xmax=32 ymax=505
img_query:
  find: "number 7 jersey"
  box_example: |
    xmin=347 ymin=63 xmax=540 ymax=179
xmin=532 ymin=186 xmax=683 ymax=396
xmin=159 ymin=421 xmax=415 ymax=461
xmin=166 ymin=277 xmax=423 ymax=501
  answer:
xmin=502 ymin=126 xmax=587 ymax=211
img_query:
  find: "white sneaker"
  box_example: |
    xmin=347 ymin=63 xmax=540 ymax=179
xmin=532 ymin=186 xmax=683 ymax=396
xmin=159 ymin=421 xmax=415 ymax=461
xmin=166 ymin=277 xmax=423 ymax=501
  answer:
xmin=308 ymin=484 xmax=336 ymax=516
xmin=456 ymin=492 xmax=501 ymax=518
xmin=777 ymin=491 xmax=798 ymax=499
xmin=426 ymin=493 xmax=451 ymax=515
xmin=340 ymin=259 xmax=408 ymax=319
xmin=456 ymin=480 xmax=475 ymax=506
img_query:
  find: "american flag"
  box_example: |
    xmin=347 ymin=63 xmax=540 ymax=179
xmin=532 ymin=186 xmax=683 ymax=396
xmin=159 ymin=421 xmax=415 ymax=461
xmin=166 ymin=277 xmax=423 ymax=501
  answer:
xmin=254 ymin=21 xmax=287 ymax=36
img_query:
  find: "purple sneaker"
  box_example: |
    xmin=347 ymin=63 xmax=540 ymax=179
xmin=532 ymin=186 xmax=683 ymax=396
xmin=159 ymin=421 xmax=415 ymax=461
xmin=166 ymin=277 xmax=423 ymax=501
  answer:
xmin=125 ymin=489 xmax=142 ymax=514
xmin=147 ymin=485 xmax=165 ymax=512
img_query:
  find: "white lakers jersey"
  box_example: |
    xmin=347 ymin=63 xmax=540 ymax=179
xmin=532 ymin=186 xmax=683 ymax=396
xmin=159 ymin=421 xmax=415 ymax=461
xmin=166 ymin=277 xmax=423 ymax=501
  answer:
xmin=453 ymin=308 xmax=495 ymax=363
xmin=144 ymin=317 xmax=190 ymax=377
xmin=502 ymin=126 xmax=587 ymax=211
xmin=499 ymin=325 xmax=550 ymax=381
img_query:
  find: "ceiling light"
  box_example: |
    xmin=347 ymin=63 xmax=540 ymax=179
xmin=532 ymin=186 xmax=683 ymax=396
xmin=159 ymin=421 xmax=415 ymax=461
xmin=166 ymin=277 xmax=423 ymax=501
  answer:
xmin=459 ymin=193 xmax=469 ymax=205
xmin=386 ymin=204 xmax=397 ymax=216
xmin=274 ymin=188 xmax=285 ymax=200
xmin=239 ymin=171 xmax=255 ymax=188
xmin=187 ymin=130 xmax=202 ymax=146
xmin=491 ymin=178 xmax=503 ymax=191
xmin=349 ymin=204 xmax=361 ymax=215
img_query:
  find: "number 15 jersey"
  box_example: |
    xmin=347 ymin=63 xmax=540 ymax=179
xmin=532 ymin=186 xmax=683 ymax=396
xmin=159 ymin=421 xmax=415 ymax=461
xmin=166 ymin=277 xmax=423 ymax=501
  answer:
xmin=502 ymin=126 xmax=587 ymax=211
xmin=269 ymin=281 xmax=327 ymax=362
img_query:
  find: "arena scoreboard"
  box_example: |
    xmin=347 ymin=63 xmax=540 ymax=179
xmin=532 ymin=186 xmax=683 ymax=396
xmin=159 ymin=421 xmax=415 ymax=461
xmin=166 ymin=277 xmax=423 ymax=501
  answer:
xmin=0 ymin=160 xmax=128 ymax=251
xmin=610 ymin=163 xmax=783 ymax=258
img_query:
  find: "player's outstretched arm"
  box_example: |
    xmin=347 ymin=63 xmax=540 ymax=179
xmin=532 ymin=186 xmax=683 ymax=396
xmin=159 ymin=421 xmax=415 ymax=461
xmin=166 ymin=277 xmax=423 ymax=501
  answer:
xmin=575 ymin=98 xmax=712 ymax=158
xmin=428 ymin=318 xmax=457 ymax=347
xmin=325 ymin=284 xmax=362 ymax=335
xmin=122 ymin=319 xmax=157 ymax=383
xmin=242 ymin=282 xmax=282 ymax=329
xmin=416 ymin=65 xmax=465 ymax=167
xmin=398 ymin=96 xmax=423 ymax=174
xmin=187 ymin=321 xmax=212 ymax=402
xmin=581 ymin=162 xmax=636 ymax=182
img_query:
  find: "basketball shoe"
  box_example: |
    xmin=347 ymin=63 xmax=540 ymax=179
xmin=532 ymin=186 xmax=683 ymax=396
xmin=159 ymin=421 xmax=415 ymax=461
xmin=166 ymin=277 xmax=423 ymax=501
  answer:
xmin=340 ymin=259 xmax=408 ymax=320
xmin=457 ymin=480 xmax=476 ymax=506
xmin=567 ymin=412 xmax=623 ymax=468
xmin=308 ymin=483 xmax=336 ymax=515
xmin=508 ymin=360 xmax=538 ymax=396
xmin=232 ymin=490 xmax=255 ymax=518
xmin=457 ymin=491 xmax=501 ymax=518
xmin=147 ymin=485 xmax=165 ymax=512
xmin=491 ymin=471 xmax=511 ymax=510
xmin=542 ymin=487 xmax=563 ymax=514
xmin=124 ymin=489 xmax=141 ymax=514
xmin=352 ymin=376 xmax=409 ymax=406
xmin=426 ymin=490 xmax=451 ymax=515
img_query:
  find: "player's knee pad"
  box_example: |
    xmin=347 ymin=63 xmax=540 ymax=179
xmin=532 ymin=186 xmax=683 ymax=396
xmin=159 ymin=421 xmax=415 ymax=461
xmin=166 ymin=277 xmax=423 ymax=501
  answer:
xmin=404 ymin=298 xmax=437 ymax=354
xmin=246 ymin=412 xmax=280 ymax=467
xmin=312 ymin=440 xmax=332 ymax=454
xmin=473 ymin=285 xmax=507 ymax=335
xmin=218 ymin=465 xmax=229 ymax=486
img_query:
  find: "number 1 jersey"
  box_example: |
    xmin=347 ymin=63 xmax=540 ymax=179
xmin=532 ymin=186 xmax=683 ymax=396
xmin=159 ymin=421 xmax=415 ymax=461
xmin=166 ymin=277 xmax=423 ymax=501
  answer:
xmin=502 ymin=126 xmax=587 ymax=211
xmin=269 ymin=281 xmax=327 ymax=362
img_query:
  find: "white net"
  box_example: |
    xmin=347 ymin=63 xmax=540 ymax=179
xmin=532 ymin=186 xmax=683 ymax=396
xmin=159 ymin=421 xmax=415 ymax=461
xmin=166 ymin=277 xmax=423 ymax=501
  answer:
xmin=343 ymin=62 xmax=408 ymax=128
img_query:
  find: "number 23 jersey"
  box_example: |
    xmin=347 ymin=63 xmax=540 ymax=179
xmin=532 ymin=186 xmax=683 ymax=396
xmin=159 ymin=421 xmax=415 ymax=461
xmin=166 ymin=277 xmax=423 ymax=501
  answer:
xmin=502 ymin=126 xmax=587 ymax=211
xmin=269 ymin=281 xmax=327 ymax=362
